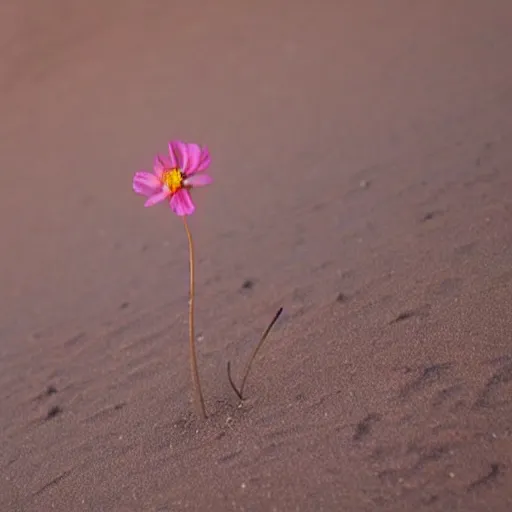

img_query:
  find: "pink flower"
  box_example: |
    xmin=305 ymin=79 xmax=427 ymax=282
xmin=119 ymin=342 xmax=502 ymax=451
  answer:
xmin=133 ymin=141 xmax=212 ymax=216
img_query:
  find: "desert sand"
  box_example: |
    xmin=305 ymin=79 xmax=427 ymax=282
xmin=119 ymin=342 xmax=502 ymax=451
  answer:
xmin=1 ymin=1 xmax=512 ymax=511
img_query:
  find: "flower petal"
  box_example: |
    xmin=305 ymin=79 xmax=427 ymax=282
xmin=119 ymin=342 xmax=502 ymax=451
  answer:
xmin=153 ymin=155 xmax=171 ymax=178
xmin=168 ymin=140 xmax=186 ymax=170
xmin=133 ymin=171 xmax=162 ymax=197
xmin=196 ymin=146 xmax=211 ymax=172
xmin=170 ymin=189 xmax=195 ymax=216
xmin=184 ymin=173 xmax=213 ymax=188
xmin=182 ymin=143 xmax=202 ymax=174
xmin=144 ymin=189 xmax=170 ymax=207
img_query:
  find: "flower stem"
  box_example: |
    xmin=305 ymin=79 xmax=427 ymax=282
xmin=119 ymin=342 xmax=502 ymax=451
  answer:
xmin=183 ymin=216 xmax=207 ymax=419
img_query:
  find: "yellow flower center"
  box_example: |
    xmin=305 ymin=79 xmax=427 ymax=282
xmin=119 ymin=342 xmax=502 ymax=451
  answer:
xmin=162 ymin=169 xmax=184 ymax=193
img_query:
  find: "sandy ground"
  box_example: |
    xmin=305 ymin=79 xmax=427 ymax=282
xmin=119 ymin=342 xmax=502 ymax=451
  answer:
xmin=1 ymin=1 xmax=512 ymax=511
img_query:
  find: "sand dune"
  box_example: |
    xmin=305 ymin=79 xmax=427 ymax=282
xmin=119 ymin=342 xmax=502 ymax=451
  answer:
xmin=1 ymin=1 xmax=512 ymax=510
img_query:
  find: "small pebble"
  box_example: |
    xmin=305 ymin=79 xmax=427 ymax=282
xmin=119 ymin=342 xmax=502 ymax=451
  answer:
xmin=241 ymin=279 xmax=254 ymax=290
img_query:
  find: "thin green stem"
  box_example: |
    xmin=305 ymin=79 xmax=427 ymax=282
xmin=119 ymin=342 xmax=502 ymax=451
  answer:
xmin=183 ymin=216 xmax=207 ymax=419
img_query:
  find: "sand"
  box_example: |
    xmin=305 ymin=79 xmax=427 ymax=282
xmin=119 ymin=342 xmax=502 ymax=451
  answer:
xmin=1 ymin=1 xmax=512 ymax=510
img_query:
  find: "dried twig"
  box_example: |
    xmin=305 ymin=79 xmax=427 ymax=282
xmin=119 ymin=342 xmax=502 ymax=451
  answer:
xmin=227 ymin=307 xmax=283 ymax=400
